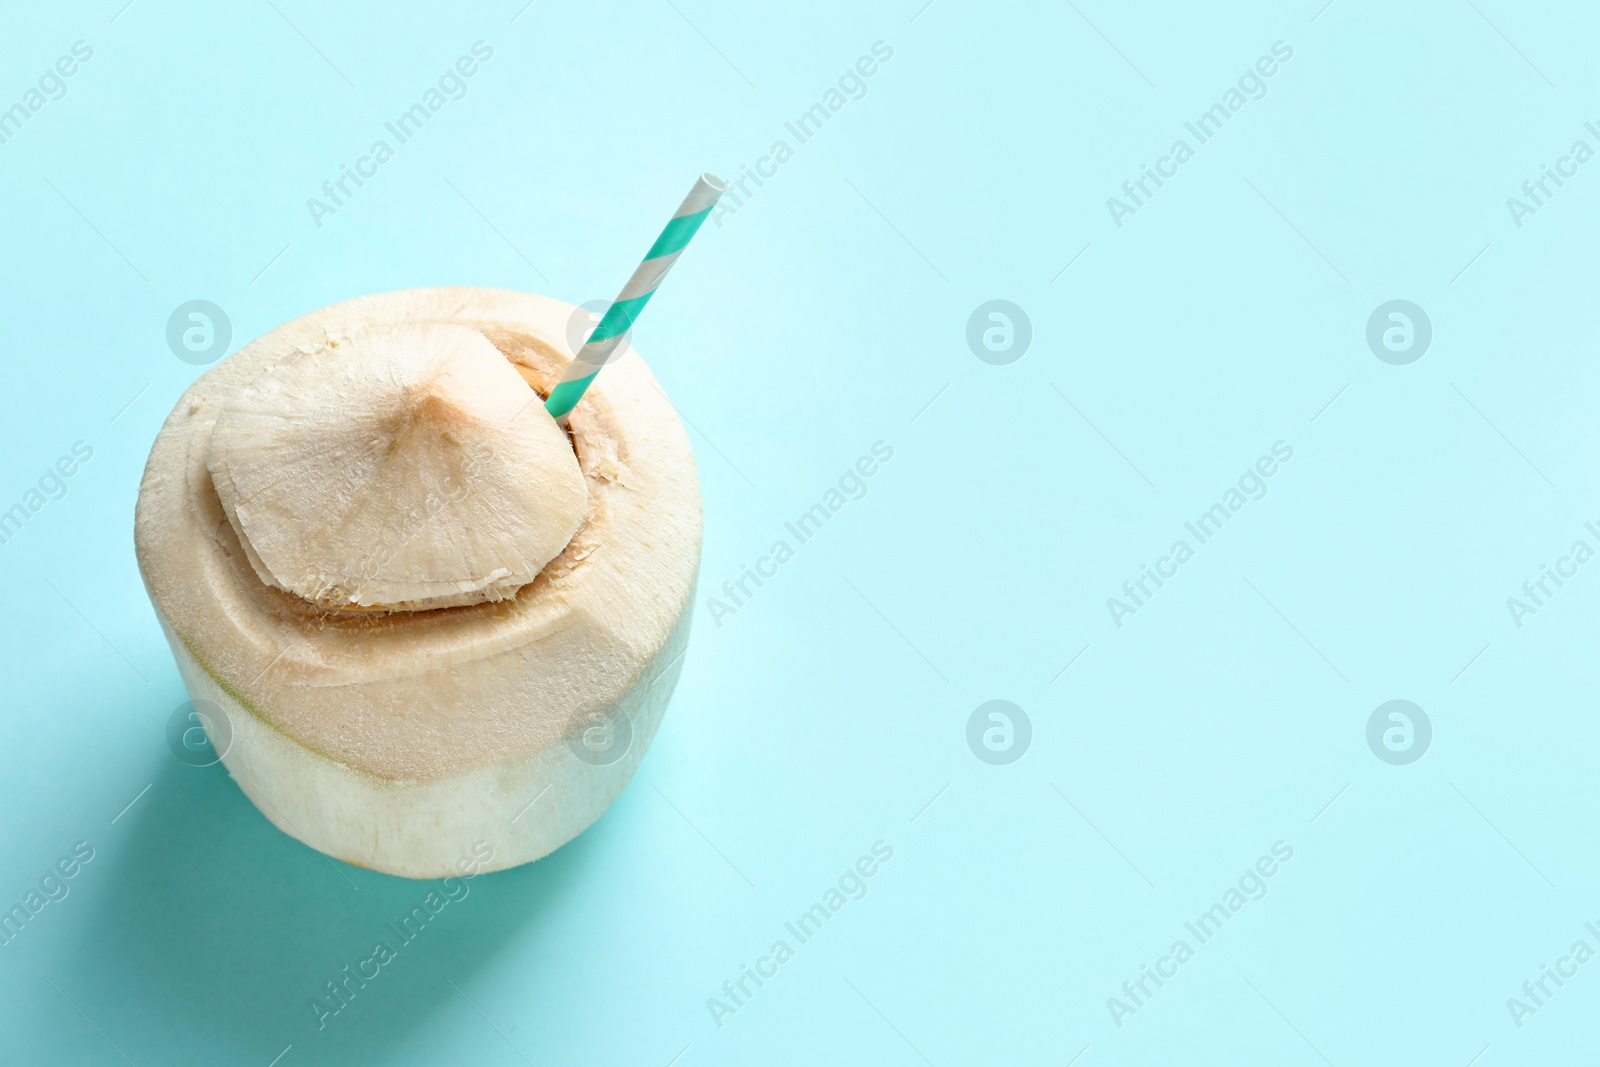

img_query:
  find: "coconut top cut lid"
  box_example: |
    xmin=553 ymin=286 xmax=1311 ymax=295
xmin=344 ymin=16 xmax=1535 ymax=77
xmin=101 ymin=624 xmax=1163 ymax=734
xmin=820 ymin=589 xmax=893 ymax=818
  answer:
xmin=206 ymin=322 xmax=587 ymax=612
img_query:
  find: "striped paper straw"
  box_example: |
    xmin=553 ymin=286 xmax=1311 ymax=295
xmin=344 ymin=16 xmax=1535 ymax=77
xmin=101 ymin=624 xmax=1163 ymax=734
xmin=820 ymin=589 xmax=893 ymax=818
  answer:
xmin=545 ymin=173 xmax=725 ymax=423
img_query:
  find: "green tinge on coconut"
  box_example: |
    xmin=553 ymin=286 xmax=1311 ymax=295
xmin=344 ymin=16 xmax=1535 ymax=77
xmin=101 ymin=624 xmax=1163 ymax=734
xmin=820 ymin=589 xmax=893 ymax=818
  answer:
xmin=134 ymin=288 xmax=701 ymax=878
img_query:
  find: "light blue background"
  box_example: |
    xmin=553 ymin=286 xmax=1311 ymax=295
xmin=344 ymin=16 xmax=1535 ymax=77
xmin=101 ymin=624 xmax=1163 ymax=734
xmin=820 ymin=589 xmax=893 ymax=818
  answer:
xmin=1 ymin=0 xmax=1596 ymax=1063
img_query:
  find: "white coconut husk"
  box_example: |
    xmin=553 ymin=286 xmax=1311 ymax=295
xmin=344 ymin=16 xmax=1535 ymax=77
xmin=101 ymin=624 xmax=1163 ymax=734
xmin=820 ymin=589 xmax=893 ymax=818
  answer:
xmin=134 ymin=288 xmax=701 ymax=877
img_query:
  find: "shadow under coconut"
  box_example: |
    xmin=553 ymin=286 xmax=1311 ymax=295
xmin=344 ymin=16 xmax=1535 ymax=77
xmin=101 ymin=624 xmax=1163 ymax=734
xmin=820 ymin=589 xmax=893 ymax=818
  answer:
xmin=71 ymin=753 xmax=608 ymax=1066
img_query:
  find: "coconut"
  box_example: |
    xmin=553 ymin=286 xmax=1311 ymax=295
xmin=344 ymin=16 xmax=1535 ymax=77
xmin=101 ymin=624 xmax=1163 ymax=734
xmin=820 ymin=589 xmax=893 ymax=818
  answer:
xmin=134 ymin=288 xmax=701 ymax=878
xmin=207 ymin=322 xmax=590 ymax=612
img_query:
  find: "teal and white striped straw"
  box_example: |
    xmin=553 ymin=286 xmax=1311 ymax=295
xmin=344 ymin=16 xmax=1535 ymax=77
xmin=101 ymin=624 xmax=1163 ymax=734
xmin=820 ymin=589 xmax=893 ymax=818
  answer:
xmin=545 ymin=173 xmax=725 ymax=423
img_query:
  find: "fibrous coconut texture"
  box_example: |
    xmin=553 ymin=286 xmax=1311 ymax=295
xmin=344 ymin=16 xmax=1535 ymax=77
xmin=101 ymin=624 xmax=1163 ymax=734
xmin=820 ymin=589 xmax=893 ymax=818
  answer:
xmin=208 ymin=323 xmax=589 ymax=612
xmin=134 ymin=288 xmax=701 ymax=878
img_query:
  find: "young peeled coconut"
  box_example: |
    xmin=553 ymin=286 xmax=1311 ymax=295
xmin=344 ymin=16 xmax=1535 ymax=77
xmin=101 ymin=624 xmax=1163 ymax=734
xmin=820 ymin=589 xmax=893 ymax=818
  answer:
xmin=134 ymin=288 xmax=701 ymax=877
